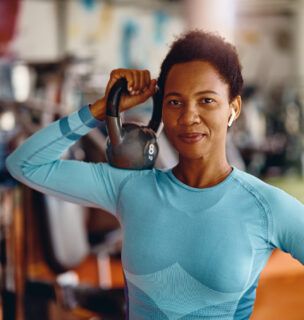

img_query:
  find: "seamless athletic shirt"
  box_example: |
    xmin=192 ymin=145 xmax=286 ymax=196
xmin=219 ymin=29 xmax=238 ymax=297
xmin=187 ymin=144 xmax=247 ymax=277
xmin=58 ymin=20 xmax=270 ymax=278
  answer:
xmin=6 ymin=105 xmax=304 ymax=319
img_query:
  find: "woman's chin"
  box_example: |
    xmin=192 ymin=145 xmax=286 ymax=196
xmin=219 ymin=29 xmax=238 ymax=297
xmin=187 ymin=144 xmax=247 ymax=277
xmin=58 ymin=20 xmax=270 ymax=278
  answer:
xmin=169 ymin=138 xmax=210 ymax=161
xmin=176 ymin=148 xmax=208 ymax=161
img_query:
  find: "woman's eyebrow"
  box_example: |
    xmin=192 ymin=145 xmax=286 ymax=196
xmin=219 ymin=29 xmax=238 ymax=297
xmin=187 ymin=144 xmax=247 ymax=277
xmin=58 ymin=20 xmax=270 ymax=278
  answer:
xmin=164 ymin=90 xmax=219 ymax=99
xmin=194 ymin=90 xmax=219 ymax=96
xmin=164 ymin=92 xmax=182 ymax=99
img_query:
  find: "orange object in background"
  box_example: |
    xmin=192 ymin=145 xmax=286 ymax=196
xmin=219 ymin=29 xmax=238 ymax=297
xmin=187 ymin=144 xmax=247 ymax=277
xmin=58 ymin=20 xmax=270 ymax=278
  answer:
xmin=0 ymin=0 xmax=20 ymax=55
xmin=251 ymin=249 xmax=304 ymax=319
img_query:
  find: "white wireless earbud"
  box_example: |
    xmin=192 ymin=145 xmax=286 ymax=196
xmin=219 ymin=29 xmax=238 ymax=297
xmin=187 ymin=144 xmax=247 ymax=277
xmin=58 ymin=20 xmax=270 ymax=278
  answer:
xmin=228 ymin=109 xmax=236 ymax=127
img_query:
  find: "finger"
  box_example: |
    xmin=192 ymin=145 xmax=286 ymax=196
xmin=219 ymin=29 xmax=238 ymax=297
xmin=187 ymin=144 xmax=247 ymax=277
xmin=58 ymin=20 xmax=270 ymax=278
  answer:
xmin=114 ymin=69 xmax=133 ymax=92
xmin=108 ymin=69 xmax=137 ymax=95
xmin=121 ymin=79 xmax=157 ymax=110
xmin=122 ymin=71 xmax=135 ymax=94
xmin=139 ymin=71 xmax=146 ymax=92
xmin=142 ymin=79 xmax=157 ymax=98
xmin=105 ymin=69 xmax=126 ymax=96
xmin=149 ymin=79 xmax=157 ymax=93
xmin=129 ymin=78 xmax=156 ymax=102
xmin=143 ymin=70 xmax=151 ymax=90
xmin=131 ymin=70 xmax=141 ymax=92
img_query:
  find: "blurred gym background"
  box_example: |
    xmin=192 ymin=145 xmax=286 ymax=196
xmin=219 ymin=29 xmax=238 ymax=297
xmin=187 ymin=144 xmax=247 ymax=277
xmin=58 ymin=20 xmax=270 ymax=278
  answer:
xmin=0 ymin=0 xmax=303 ymax=319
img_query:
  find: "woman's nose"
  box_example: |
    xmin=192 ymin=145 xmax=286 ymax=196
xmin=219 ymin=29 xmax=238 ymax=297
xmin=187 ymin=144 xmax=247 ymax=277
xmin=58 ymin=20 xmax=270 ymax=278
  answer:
xmin=177 ymin=104 xmax=200 ymax=126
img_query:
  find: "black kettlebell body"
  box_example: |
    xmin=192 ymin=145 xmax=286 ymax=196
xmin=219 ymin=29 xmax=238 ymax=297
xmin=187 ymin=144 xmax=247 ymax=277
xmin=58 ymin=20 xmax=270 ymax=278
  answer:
xmin=105 ymin=78 xmax=162 ymax=170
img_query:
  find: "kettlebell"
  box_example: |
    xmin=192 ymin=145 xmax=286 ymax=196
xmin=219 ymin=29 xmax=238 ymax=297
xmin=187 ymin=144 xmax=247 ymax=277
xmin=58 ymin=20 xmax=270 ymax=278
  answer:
xmin=105 ymin=77 xmax=162 ymax=170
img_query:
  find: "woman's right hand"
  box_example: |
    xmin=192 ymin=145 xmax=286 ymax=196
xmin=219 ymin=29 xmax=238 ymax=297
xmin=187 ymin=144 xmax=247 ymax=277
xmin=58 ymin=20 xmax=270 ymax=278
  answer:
xmin=90 ymin=69 xmax=157 ymax=120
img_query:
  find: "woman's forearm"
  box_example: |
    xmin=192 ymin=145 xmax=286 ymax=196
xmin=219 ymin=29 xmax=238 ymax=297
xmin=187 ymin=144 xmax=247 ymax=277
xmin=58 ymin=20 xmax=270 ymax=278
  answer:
xmin=5 ymin=105 xmax=106 ymax=207
xmin=6 ymin=105 xmax=102 ymax=175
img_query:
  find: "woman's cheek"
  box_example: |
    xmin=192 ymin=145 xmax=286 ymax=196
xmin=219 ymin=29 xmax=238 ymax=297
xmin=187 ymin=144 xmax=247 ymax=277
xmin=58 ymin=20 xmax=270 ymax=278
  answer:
xmin=163 ymin=125 xmax=172 ymax=139
xmin=163 ymin=125 xmax=177 ymax=146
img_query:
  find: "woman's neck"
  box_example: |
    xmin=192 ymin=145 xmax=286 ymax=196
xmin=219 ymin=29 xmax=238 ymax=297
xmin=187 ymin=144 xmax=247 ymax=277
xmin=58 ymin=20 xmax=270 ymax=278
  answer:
xmin=172 ymin=156 xmax=232 ymax=189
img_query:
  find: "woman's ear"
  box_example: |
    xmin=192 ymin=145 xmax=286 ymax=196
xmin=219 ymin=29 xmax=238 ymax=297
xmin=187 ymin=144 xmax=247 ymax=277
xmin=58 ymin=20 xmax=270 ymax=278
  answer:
xmin=230 ymin=96 xmax=242 ymax=118
xmin=232 ymin=95 xmax=242 ymax=117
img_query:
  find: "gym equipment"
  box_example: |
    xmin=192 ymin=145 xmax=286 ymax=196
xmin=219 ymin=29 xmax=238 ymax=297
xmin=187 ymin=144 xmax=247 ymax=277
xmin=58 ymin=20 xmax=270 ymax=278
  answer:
xmin=24 ymin=190 xmax=125 ymax=320
xmin=25 ymin=279 xmax=125 ymax=320
xmin=105 ymin=77 xmax=162 ymax=170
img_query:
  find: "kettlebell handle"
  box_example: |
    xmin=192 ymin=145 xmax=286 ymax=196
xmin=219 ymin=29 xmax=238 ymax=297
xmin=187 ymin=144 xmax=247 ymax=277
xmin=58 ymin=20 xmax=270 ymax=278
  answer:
xmin=106 ymin=77 xmax=128 ymax=117
xmin=105 ymin=78 xmax=128 ymax=146
xmin=106 ymin=77 xmax=162 ymax=131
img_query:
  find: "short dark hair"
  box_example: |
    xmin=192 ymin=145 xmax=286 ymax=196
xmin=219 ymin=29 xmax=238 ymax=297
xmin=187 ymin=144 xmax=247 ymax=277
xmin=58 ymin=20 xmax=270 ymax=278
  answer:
xmin=157 ymin=30 xmax=243 ymax=102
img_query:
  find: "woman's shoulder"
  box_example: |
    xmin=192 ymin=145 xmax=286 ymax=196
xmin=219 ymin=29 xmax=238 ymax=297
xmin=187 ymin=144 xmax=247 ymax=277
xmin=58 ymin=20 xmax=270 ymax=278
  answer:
xmin=95 ymin=162 xmax=163 ymax=184
xmin=231 ymin=166 xmax=302 ymax=208
xmin=232 ymin=166 xmax=273 ymax=190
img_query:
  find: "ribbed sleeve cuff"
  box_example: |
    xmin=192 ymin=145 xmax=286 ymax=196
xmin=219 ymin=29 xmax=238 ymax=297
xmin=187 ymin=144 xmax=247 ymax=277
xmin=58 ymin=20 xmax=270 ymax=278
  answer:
xmin=78 ymin=104 xmax=104 ymax=128
xmin=58 ymin=105 xmax=104 ymax=140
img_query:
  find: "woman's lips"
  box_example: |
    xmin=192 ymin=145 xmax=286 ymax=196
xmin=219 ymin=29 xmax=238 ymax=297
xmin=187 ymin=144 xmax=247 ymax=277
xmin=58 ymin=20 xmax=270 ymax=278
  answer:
xmin=178 ymin=133 xmax=206 ymax=144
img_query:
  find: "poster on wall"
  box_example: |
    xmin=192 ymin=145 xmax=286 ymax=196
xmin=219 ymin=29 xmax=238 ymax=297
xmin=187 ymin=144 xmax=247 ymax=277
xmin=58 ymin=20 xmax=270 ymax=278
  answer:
xmin=66 ymin=1 xmax=184 ymax=78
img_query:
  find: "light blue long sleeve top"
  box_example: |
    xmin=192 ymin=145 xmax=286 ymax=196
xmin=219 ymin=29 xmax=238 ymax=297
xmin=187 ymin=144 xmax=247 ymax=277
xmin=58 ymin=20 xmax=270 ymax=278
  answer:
xmin=6 ymin=105 xmax=304 ymax=319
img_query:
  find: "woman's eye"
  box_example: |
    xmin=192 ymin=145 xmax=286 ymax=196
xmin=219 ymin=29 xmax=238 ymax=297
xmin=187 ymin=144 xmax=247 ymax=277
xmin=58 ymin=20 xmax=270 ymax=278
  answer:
xmin=167 ymin=100 xmax=182 ymax=107
xmin=201 ymin=98 xmax=214 ymax=104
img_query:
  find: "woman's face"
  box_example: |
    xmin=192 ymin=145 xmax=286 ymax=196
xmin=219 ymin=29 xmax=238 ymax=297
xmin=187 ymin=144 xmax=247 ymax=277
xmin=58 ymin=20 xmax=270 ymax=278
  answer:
xmin=162 ymin=60 xmax=239 ymax=161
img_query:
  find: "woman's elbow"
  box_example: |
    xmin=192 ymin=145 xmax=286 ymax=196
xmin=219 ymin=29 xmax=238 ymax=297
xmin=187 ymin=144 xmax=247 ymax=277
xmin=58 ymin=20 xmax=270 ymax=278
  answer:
xmin=5 ymin=152 xmax=25 ymax=182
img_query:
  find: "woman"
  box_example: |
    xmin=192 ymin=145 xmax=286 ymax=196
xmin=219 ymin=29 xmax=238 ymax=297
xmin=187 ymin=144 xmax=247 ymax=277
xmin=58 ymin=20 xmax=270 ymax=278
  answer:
xmin=6 ymin=30 xmax=304 ymax=319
